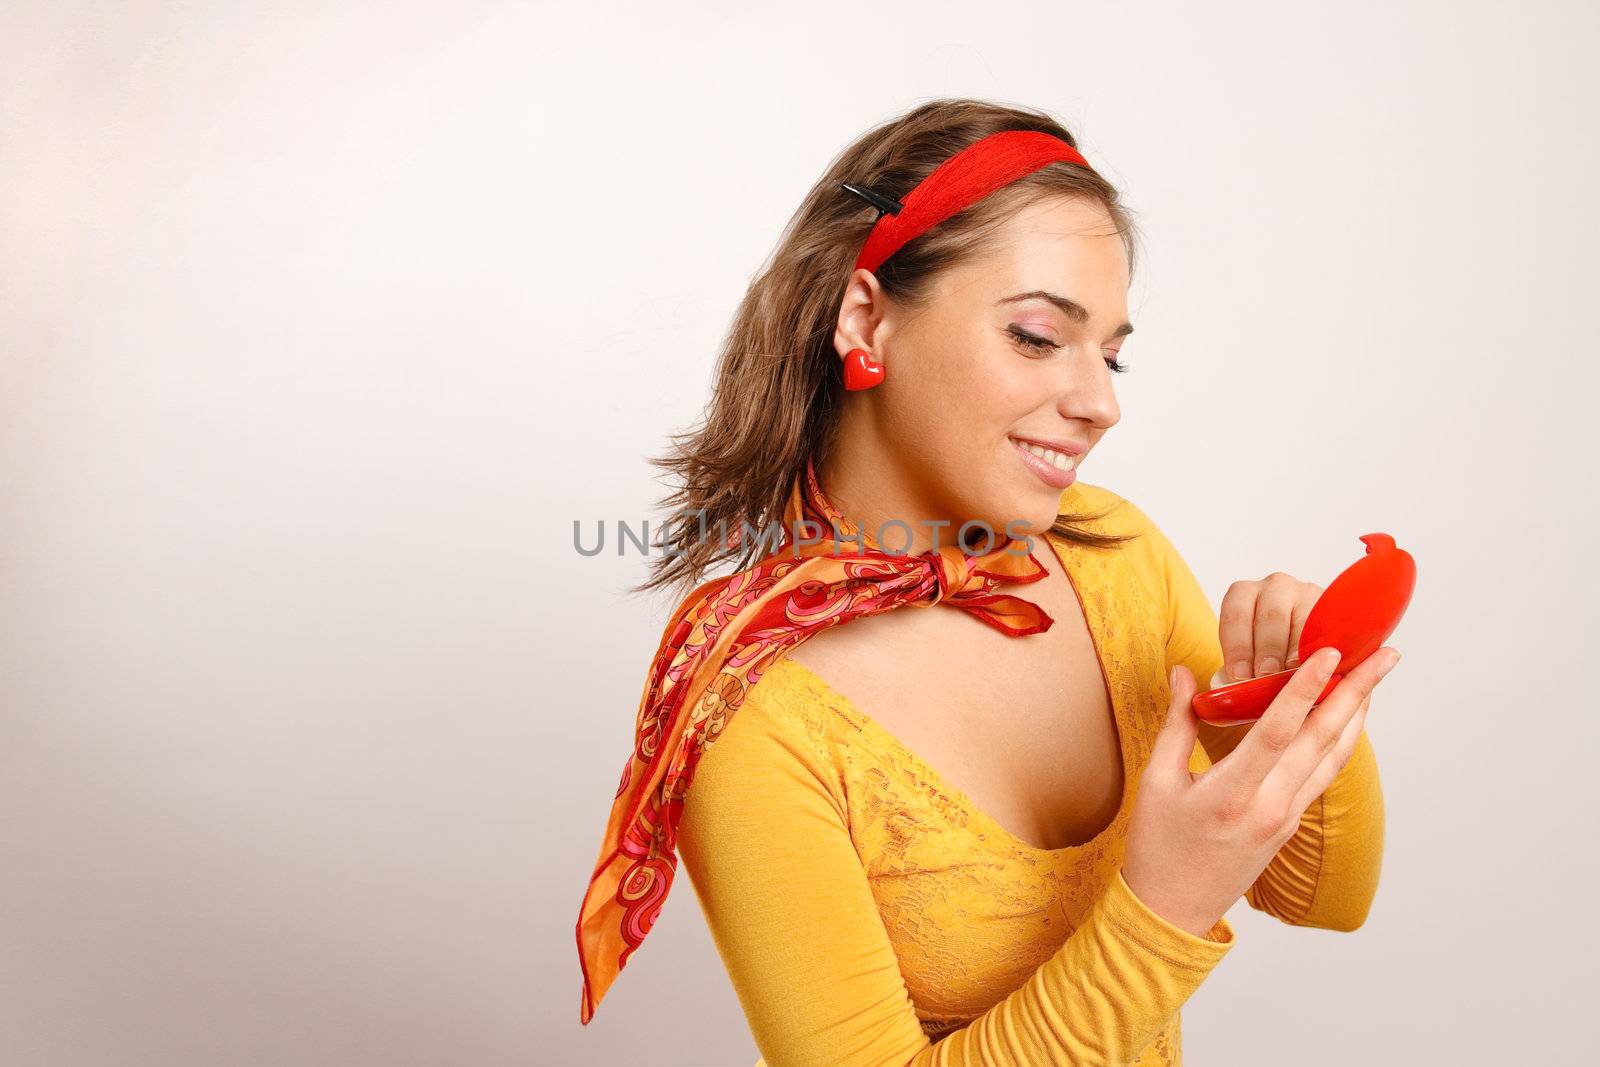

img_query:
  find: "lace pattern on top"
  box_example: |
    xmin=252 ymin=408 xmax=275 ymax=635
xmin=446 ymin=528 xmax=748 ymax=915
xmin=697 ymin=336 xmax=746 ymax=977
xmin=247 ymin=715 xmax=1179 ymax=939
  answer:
xmin=743 ymin=523 xmax=1185 ymax=1061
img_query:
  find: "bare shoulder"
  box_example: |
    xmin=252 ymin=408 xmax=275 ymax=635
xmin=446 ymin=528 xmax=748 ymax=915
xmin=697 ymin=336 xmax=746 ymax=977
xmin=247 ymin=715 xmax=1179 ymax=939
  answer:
xmin=782 ymin=596 xmax=941 ymax=685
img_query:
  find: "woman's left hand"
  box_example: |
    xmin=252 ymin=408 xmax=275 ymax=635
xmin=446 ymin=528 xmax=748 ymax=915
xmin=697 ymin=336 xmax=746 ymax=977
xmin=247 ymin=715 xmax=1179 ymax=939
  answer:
xmin=1200 ymin=572 xmax=1374 ymax=764
xmin=1215 ymin=572 xmax=1324 ymax=687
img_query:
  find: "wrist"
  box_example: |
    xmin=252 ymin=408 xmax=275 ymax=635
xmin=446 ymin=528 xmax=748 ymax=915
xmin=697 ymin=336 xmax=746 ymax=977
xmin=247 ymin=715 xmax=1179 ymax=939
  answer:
xmin=1119 ymin=868 xmax=1220 ymax=939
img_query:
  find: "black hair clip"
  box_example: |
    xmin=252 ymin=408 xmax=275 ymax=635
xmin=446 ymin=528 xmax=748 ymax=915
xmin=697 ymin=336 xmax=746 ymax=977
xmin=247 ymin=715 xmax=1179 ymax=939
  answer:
xmin=840 ymin=181 xmax=904 ymax=220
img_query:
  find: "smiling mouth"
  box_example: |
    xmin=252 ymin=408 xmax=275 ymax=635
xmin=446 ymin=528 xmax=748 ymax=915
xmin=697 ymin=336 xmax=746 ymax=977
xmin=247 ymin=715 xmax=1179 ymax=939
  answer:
xmin=1011 ymin=438 xmax=1079 ymax=472
xmin=1008 ymin=436 xmax=1080 ymax=489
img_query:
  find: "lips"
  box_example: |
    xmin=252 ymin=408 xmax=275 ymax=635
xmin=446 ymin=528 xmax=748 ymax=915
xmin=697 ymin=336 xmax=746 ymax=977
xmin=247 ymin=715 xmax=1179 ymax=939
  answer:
xmin=1009 ymin=434 xmax=1086 ymax=457
xmin=1010 ymin=436 xmax=1079 ymax=489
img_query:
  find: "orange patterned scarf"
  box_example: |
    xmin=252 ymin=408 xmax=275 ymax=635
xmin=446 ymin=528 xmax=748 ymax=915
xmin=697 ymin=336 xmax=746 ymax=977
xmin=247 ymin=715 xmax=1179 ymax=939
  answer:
xmin=575 ymin=456 xmax=1057 ymax=1023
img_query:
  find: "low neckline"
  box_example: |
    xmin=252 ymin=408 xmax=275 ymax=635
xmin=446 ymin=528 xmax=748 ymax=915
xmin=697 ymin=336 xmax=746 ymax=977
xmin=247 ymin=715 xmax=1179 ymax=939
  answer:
xmin=772 ymin=530 xmax=1132 ymax=862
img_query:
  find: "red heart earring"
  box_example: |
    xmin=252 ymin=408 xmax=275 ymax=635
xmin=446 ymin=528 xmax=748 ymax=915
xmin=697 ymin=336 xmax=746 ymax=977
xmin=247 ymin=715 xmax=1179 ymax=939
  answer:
xmin=842 ymin=348 xmax=885 ymax=390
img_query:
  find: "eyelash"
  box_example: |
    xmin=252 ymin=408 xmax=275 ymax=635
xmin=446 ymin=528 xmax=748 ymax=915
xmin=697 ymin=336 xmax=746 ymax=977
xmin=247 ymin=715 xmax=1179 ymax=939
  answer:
xmin=1008 ymin=327 xmax=1129 ymax=373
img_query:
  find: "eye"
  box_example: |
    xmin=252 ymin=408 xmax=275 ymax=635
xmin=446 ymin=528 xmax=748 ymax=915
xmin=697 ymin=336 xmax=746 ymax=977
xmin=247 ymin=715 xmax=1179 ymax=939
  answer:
xmin=1007 ymin=326 xmax=1059 ymax=357
xmin=1010 ymin=327 xmax=1131 ymax=374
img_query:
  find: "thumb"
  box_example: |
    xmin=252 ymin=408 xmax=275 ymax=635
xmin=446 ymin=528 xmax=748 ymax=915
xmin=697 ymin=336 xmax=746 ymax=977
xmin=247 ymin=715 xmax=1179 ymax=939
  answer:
xmin=1149 ymin=664 xmax=1201 ymax=782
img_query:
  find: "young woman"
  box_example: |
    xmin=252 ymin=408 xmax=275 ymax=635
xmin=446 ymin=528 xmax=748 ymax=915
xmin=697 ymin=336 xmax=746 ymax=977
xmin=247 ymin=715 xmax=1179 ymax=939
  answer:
xmin=576 ymin=98 xmax=1397 ymax=1066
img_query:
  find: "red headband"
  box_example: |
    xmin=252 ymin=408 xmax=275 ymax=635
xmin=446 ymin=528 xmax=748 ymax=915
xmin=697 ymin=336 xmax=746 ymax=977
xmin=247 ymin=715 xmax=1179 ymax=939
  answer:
xmin=849 ymin=129 xmax=1096 ymax=275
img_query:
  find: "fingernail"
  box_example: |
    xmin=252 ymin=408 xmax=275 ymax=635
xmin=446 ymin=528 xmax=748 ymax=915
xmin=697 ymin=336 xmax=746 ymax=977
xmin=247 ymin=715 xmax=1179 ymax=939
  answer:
xmin=1378 ymin=650 xmax=1401 ymax=675
xmin=1317 ymin=648 xmax=1339 ymax=679
xmin=1230 ymin=660 xmax=1251 ymax=681
xmin=1257 ymin=656 xmax=1281 ymax=676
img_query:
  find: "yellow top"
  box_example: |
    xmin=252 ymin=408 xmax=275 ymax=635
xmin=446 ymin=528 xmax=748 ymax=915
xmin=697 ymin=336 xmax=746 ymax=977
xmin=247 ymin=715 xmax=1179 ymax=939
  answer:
xmin=675 ymin=484 xmax=1385 ymax=1066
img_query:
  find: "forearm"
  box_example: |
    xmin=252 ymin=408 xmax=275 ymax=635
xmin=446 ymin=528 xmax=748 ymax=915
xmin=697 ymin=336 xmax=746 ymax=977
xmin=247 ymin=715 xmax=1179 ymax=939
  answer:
xmin=1241 ymin=727 xmax=1385 ymax=930
xmin=911 ymin=870 xmax=1234 ymax=1065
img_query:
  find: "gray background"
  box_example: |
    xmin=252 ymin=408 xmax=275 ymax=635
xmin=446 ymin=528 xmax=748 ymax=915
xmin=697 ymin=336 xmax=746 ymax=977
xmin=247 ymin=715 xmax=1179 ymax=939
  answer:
xmin=3 ymin=1 xmax=1595 ymax=1064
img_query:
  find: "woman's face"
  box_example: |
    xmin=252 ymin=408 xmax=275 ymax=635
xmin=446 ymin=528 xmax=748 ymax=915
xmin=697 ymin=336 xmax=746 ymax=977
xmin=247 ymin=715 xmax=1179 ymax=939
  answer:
xmin=836 ymin=195 xmax=1129 ymax=543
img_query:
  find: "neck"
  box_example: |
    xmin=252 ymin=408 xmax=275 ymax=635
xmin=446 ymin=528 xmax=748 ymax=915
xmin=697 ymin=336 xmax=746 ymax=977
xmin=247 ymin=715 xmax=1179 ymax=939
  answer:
xmin=817 ymin=420 xmax=987 ymax=557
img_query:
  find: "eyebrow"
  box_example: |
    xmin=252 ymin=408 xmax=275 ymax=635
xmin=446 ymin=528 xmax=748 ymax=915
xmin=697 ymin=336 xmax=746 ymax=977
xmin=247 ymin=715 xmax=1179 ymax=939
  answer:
xmin=997 ymin=290 xmax=1135 ymax=339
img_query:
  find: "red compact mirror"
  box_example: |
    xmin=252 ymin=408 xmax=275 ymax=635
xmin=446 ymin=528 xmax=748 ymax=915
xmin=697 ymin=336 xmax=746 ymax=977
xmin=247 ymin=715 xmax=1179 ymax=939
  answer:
xmin=1192 ymin=533 xmax=1417 ymax=726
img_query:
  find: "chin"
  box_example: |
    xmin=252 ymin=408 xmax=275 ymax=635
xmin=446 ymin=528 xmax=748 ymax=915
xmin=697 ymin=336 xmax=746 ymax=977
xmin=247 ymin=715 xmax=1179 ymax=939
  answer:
xmin=978 ymin=485 xmax=1057 ymax=545
xmin=1015 ymin=497 xmax=1064 ymax=539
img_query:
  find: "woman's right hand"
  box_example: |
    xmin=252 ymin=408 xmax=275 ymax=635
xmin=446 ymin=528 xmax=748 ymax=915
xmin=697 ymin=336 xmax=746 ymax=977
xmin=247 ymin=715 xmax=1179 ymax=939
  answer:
xmin=1120 ymin=645 xmax=1401 ymax=937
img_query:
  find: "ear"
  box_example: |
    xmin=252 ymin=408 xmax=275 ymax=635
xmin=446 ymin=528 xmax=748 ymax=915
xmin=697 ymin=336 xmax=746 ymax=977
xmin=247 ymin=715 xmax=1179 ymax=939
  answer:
xmin=833 ymin=268 xmax=893 ymax=366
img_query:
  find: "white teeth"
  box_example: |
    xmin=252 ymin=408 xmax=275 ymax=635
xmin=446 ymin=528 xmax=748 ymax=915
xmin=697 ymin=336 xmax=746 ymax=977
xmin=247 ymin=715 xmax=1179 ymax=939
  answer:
xmin=1019 ymin=440 xmax=1077 ymax=471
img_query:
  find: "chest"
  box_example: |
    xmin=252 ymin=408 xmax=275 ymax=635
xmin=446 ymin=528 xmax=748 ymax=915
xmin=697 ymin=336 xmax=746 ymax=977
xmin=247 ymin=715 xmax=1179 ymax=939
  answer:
xmin=783 ymin=545 xmax=1124 ymax=852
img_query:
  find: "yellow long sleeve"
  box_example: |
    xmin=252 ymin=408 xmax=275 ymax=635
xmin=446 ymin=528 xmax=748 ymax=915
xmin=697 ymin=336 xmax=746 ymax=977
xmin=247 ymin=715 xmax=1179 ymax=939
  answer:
xmin=1148 ymin=512 xmax=1387 ymax=931
xmin=676 ymin=679 xmax=1236 ymax=1067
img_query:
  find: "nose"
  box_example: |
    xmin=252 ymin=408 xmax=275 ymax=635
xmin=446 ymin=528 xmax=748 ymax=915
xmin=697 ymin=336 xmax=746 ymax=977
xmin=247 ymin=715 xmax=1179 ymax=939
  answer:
xmin=1054 ymin=349 xmax=1121 ymax=430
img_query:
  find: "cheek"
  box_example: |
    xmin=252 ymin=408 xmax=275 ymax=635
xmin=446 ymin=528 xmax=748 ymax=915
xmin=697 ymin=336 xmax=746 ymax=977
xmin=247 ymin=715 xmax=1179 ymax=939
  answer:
xmin=957 ymin=354 xmax=1045 ymax=427
xmin=928 ymin=332 xmax=1033 ymax=398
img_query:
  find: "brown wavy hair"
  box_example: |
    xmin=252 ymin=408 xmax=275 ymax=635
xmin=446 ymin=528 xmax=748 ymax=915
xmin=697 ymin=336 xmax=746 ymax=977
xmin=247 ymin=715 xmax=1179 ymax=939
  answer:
xmin=633 ymin=98 xmax=1142 ymax=601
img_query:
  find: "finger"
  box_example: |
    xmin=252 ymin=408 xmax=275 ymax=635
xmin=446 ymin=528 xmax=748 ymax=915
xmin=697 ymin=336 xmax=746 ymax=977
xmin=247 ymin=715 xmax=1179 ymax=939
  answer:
xmin=1149 ymin=664 xmax=1202 ymax=784
xmin=1283 ymin=584 xmax=1320 ymax=669
xmin=1287 ymin=692 xmax=1370 ymax=814
xmin=1257 ymin=648 xmax=1399 ymax=811
xmin=1251 ymin=573 xmax=1300 ymax=677
xmin=1219 ymin=581 xmax=1262 ymax=682
xmin=1208 ymin=646 xmax=1342 ymax=797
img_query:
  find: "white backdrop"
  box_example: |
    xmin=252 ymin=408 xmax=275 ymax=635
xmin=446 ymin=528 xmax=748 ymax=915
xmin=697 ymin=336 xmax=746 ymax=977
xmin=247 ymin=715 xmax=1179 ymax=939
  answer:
xmin=3 ymin=2 xmax=1596 ymax=1064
